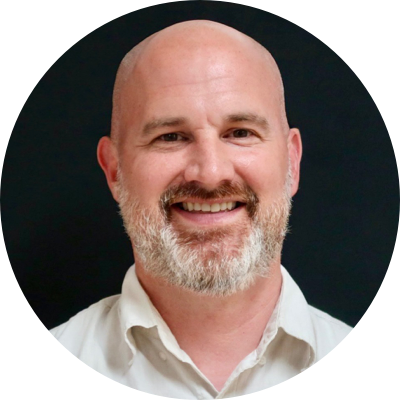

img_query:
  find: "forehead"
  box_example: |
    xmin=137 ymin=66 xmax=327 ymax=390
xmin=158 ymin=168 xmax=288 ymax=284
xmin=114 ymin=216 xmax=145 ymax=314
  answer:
xmin=128 ymin=23 xmax=280 ymax=94
xmin=117 ymin=33 xmax=284 ymax=136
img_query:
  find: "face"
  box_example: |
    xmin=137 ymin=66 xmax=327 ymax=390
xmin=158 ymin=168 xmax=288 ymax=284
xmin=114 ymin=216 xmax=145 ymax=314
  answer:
xmin=99 ymin=38 xmax=302 ymax=295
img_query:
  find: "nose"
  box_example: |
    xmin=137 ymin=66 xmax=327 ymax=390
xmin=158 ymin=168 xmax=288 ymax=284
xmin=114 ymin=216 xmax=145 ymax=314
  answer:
xmin=183 ymin=135 xmax=235 ymax=189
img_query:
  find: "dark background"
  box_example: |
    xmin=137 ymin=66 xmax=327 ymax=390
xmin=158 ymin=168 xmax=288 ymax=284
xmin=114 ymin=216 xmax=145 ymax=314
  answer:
xmin=1 ymin=1 xmax=398 ymax=329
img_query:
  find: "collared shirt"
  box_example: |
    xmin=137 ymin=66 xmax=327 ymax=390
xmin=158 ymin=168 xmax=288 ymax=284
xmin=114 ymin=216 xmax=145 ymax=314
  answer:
xmin=51 ymin=266 xmax=351 ymax=398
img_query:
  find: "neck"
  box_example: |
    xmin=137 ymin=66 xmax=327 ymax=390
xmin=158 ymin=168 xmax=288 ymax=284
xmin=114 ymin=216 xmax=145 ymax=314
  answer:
xmin=135 ymin=259 xmax=282 ymax=391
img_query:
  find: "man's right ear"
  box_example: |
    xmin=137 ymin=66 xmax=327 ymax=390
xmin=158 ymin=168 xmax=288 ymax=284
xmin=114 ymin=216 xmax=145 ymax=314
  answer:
xmin=97 ymin=136 xmax=120 ymax=202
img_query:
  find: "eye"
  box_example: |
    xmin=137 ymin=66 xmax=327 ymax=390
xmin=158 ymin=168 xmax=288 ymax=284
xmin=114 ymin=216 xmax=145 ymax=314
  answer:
xmin=158 ymin=133 xmax=184 ymax=142
xmin=231 ymin=129 xmax=253 ymax=138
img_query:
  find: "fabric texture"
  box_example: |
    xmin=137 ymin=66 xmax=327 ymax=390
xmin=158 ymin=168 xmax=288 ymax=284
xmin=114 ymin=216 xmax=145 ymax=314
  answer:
xmin=51 ymin=265 xmax=351 ymax=398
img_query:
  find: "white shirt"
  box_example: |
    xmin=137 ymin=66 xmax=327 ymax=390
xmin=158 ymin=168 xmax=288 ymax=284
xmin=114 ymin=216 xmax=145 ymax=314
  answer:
xmin=51 ymin=265 xmax=351 ymax=398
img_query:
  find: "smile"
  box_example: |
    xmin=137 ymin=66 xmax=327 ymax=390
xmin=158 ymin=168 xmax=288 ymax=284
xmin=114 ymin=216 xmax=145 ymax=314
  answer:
xmin=171 ymin=200 xmax=246 ymax=226
xmin=180 ymin=201 xmax=239 ymax=212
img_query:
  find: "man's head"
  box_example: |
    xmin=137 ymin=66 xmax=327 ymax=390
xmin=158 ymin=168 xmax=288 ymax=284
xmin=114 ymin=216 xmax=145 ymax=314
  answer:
xmin=97 ymin=20 xmax=302 ymax=296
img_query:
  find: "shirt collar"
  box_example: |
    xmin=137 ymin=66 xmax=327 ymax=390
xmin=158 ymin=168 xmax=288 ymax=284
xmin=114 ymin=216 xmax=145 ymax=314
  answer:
xmin=277 ymin=265 xmax=317 ymax=366
xmin=119 ymin=265 xmax=192 ymax=363
xmin=119 ymin=264 xmax=316 ymax=366
xmin=119 ymin=265 xmax=158 ymax=356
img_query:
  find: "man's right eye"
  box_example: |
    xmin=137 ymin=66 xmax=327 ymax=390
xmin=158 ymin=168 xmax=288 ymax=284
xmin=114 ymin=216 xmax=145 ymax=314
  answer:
xmin=158 ymin=133 xmax=182 ymax=141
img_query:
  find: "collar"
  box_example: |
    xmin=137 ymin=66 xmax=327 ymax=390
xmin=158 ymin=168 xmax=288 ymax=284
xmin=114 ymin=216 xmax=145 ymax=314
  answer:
xmin=276 ymin=266 xmax=317 ymax=367
xmin=119 ymin=265 xmax=192 ymax=364
xmin=119 ymin=265 xmax=316 ymax=367
xmin=118 ymin=266 xmax=156 ymax=358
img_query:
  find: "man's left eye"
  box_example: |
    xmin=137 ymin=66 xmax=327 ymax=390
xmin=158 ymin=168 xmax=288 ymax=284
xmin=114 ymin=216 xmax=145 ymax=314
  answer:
xmin=231 ymin=129 xmax=252 ymax=138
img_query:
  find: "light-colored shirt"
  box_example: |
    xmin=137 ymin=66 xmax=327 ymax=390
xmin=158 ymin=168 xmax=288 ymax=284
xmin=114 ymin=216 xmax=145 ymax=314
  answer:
xmin=51 ymin=266 xmax=351 ymax=398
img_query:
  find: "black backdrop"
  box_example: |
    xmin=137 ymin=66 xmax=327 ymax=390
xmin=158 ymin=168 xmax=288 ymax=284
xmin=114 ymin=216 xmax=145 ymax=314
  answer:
xmin=1 ymin=1 xmax=398 ymax=330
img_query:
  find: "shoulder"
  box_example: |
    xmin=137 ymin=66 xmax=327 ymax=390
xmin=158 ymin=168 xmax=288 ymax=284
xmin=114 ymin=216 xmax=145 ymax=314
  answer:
xmin=50 ymin=295 xmax=121 ymax=356
xmin=308 ymin=305 xmax=352 ymax=359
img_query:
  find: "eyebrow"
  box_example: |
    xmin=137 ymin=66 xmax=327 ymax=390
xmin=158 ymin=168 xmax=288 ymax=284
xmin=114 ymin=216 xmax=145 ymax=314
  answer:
xmin=225 ymin=113 xmax=269 ymax=130
xmin=143 ymin=117 xmax=187 ymax=135
xmin=142 ymin=112 xmax=269 ymax=135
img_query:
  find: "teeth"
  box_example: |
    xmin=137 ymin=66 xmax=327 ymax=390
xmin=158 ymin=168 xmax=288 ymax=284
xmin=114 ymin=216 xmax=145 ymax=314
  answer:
xmin=201 ymin=204 xmax=211 ymax=212
xmin=181 ymin=201 xmax=237 ymax=212
xmin=210 ymin=203 xmax=220 ymax=213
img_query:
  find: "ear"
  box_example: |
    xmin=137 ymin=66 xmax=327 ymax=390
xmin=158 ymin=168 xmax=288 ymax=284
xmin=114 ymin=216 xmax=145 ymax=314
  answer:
xmin=287 ymin=128 xmax=302 ymax=197
xmin=97 ymin=136 xmax=120 ymax=202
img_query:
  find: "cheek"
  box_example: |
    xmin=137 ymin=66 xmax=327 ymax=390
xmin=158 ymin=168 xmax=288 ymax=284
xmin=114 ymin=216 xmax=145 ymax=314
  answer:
xmin=234 ymin=149 xmax=288 ymax=201
xmin=123 ymin=153 xmax=184 ymax=203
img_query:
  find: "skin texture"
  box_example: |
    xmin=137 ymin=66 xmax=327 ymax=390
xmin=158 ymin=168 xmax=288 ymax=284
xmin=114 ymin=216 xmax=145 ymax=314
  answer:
xmin=97 ymin=20 xmax=302 ymax=391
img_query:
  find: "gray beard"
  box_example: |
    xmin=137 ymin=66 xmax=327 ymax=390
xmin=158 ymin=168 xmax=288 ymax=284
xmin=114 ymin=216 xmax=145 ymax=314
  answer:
xmin=116 ymin=171 xmax=292 ymax=297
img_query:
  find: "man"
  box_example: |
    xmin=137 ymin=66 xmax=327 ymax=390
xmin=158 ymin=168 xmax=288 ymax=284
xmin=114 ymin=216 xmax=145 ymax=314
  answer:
xmin=51 ymin=20 xmax=351 ymax=398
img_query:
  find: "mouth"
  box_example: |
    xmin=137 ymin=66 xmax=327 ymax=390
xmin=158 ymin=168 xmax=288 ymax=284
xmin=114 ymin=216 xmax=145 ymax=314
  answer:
xmin=174 ymin=201 xmax=245 ymax=213
xmin=168 ymin=199 xmax=247 ymax=227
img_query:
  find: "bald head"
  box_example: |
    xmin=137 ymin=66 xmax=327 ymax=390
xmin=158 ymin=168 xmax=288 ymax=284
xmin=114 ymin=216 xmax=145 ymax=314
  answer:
xmin=111 ymin=20 xmax=289 ymax=150
xmin=111 ymin=20 xmax=288 ymax=145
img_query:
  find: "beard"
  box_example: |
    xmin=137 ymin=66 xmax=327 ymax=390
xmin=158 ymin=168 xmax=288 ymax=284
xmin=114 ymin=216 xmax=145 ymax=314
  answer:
xmin=116 ymin=170 xmax=292 ymax=297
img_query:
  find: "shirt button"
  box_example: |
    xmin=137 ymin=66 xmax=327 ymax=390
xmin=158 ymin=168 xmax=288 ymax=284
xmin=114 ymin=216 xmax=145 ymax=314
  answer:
xmin=259 ymin=356 xmax=266 ymax=366
xmin=159 ymin=351 xmax=167 ymax=361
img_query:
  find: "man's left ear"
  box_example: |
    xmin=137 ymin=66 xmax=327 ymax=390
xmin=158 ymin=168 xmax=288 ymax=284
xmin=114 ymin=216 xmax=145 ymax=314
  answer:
xmin=287 ymin=128 xmax=302 ymax=197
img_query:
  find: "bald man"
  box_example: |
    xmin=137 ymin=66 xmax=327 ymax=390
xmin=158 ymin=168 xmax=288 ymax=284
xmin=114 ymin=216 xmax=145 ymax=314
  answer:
xmin=51 ymin=21 xmax=351 ymax=398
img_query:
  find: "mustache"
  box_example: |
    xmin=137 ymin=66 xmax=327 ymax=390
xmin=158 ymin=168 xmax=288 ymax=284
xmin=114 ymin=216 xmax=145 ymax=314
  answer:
xmin=160 ymin=181 xmax=259 ymax=218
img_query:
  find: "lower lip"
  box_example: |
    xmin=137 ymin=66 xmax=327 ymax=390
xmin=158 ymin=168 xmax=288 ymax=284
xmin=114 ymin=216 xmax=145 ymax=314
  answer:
xmin=171 ymin=204 xmax=246 ymax=226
